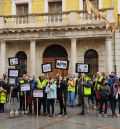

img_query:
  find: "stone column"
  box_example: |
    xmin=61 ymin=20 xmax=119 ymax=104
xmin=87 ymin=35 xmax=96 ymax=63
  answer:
xmin=106 ymin=37 xmax=113 ymax=74
xmin=71 ymin=38 xmax=77 ymax=75
xmin=30 ymin=40 xmax=36 ymax=76
xmin=0 ymin=41 xmax=6 ymax=76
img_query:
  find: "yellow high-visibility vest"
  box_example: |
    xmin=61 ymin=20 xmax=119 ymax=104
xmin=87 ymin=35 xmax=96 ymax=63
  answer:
xmin=0 ymin=91 xmax=6 ymax=104
xmin=94 ymin=76 xmax=103 ymax=90
xmin=37 ymin=79 xmax=48 ymax=89
xmin=20 ymin=80 xmax=24 ymax=96
xmin=83 ymin=76 xmax=91 ymax=96
xmin=68 ymin=80 xmax=75 ymax=92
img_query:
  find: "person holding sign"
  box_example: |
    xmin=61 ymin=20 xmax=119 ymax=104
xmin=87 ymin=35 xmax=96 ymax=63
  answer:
xmin=37 ymin=74 xmax=48 ymax=115
xmin=18 ymin=74 xmax=26 ymax=114
xmin=45 ymin=78 xmax=57 ymax=117
xmin=57 ymin=76 xmax=68 ymax=117
xmin=0 ymin=77 xmax=7 ymax=113
xmin=30 ymin=75 xmax=37 ymax=115
xmin=79 ymin=73 xmax=92 ymax=115
xmin=19 ymin=74 xmax=30 ymax=114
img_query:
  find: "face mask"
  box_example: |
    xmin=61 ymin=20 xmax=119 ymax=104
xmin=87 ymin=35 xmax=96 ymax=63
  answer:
xmin=29 ymin=77 xmax=33 ymax=80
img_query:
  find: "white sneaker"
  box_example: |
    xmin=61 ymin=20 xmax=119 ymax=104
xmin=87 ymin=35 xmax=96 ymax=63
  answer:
xmin=115 ymin=114 xmax=119 ymax=117
xmin=15 ymin=110 xmax=19 ymax=115
xmin=25 ymin=110 xmax=28 ymax=114
xmin=64 ymin=115 xmax=68 ymax=118
xmin=103 ymin=114 xmax=107 ymax=118
xmin=21 ymin=111 xmax=25 ymax=114
xmin=10 ymin=110 xmax=14 ymax=115
xmin=97 ymin=113 xmax=102 ymax=117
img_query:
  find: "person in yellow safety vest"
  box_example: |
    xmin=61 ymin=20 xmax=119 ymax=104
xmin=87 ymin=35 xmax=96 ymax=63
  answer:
xmin=0 ymin=77 xmax=7 ymax=113
xmin=79 ymin=73 xmax=92 ymax=115
xmin=18 ymin=74 xmax=26 ymax=114
xmin=37 ymin=74 xmax=48 ymax=115
xmin=94 ymin=72 xmax=104 ymax=106
xmin=3 ymin=73 xmax=9 ymax=102
xmin=68 ymin=76 xmax=76 ymax=107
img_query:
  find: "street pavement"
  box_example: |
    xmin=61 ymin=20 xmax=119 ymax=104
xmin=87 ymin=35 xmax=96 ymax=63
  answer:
xmin=0 ymin=102 xmax=120 ymax=129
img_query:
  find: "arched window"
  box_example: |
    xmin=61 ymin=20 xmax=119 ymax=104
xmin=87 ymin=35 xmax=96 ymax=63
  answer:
xmin=15 ymin=51 xmax=27 ymax=76
xmin=84 ymin=49 xmax=98 ymax=74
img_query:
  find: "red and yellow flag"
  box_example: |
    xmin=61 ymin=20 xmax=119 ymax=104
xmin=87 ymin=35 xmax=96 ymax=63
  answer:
xmin=86 ymin=0 xmax=115 ymax=33
xmin=86 ymin=0 xmax=92 ymax=14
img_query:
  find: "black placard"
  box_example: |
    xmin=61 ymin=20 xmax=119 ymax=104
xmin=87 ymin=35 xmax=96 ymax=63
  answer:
xmin=41 ymin=63 xmax=52 ymax=73
xmin=55 ymin=59 xmax=69 ymax=70
xmin=76 ymin=63 xmax=89 ymax=73
xmin=8 ymin=57 xmax=20 ymax=66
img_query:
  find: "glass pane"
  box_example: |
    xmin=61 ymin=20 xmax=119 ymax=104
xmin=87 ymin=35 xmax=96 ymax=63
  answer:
xmin=48 ymin=1 xmax=62 ymax=13
xmin=16 ymin=4 xmax=28 ymax=15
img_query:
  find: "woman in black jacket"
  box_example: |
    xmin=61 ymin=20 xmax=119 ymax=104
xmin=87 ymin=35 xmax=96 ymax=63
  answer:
xmin=98 ymin=80 xmax=111 ymax=118
xmin=57 ymin=76 xmax=68 ymax=117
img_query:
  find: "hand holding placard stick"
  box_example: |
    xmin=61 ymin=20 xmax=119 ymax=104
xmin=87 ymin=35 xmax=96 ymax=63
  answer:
xmin=9 ymin=86 xmax=13 ymax=104
xmin=33 ymin=90 xmax=43 ymax=117
xmin=8 ymin=77 xmax=16 ymax=104
xmin=20 ymin=84 xmax=30 ymax=114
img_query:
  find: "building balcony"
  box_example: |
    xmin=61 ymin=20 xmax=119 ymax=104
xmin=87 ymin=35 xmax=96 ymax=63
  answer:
xmin=0 ymin=8 xmax=114 ymax=32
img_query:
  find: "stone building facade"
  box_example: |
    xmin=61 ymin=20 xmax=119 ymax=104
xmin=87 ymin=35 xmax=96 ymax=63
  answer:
xmin=0 ymin=0 xmax=120 ymax=77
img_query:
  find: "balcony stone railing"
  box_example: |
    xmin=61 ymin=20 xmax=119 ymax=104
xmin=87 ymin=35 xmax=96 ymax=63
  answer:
xmin=0 ymin=8 xmax=114 ymax=30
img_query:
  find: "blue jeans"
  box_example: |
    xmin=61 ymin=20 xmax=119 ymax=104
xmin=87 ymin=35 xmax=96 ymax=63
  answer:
xmin=69 ymin=91 xmax=75 ymax=107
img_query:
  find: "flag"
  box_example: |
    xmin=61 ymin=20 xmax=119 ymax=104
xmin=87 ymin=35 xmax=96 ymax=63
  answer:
xmin=106 ymin=23 xmax=115 ymax=34
xmin=96 ymin=12 xmax=105 ymax=19
xmin=86 ymin=0 xmax=115 ymax=33
xmin=106 ymin=23 xmax=110 ymax=29
xmin=86 ymin=0 xmax=92 ymax=14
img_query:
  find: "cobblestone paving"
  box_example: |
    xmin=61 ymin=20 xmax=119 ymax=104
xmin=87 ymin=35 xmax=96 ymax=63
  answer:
xmin=0 ymin=103 xmax=120 ymax=129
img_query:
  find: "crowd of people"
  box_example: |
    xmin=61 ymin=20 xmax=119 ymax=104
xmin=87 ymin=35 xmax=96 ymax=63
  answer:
xmin=0 ymin=71 xmax=120 ymax=118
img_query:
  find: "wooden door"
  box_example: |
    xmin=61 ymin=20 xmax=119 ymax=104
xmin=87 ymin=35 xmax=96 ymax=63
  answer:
xmin=43 ymin=57 xmax=68 ymax=78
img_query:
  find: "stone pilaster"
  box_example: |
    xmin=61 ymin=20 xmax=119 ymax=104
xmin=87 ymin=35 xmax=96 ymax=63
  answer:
xmin=106 ymin=37 xmax=113 ymax=74
xmin=30 ymin=40 xmax=36 ymax=76
xmin=71 ymin=38 xmax=77 ymax=75
xmin=0 ymin=41 xmax=6 ymax=76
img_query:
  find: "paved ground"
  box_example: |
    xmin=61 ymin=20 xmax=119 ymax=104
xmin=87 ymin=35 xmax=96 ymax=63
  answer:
xmin=0 ymin=102 xmax=120 ymax=129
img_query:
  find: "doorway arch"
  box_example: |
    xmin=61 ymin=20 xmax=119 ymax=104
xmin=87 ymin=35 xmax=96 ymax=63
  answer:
xmin=15 ymin=51 xmax=27 ymax=76
xmin=43 ymin=44 xmax=68 ymax=77
xmin=84 ymin=49 xmax=98 ymax=74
